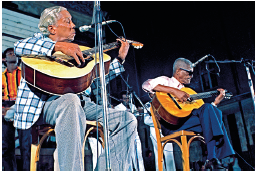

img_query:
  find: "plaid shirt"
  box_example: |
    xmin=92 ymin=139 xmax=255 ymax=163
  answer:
xmin=14 ymin=33 xmax=125 ymax=129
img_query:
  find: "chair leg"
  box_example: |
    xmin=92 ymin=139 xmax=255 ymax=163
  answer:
xmin=157 ymin=140 xmax=164 ymax=171
xmin=150 ymin=107 xmax=164 ymax=171
xmin=30 ymin=144 xmax=40 ymax=171
xmin=181 ymin=135 xmax=190 ymax=171
xmin=30 ymin=128 xmax=54 ymax=171
xmin=82 ymin=127 xmax=94 ymax=170
xmin=82 ymin=126 xmax=105 ymax=170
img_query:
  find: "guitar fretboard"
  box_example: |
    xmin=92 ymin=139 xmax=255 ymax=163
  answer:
xmin=82 ymin=42 xmax=120 ymax=56
xmin=191 ymin=90 xmax=219 ymax=100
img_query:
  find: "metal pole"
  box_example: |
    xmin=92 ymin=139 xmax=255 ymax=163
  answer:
xmin=205 ymin=59 xmax=255 ymax=112
xmin=206 ymin=59 xmax=254 ymax=167
xmin=245 ymin=64 xmax=255 ymax=112
xmin=94 ymin=1 xmax=111 ymax=171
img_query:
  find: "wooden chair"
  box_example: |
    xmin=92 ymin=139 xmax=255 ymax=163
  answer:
xmin=150 ymin=104 xmax=205 ymax=171
xmin=30 ymin=121 xmax=104 ymax=171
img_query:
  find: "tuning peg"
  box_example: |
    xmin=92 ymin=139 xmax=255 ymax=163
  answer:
xmin=133 ymin=45 xmax=143 ymax=49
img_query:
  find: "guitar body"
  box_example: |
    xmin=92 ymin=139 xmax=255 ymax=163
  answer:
xmin=21 ymin=45 xmax=111 ymax=95
xmin=151 ymin=87 xmax=204 ymax=125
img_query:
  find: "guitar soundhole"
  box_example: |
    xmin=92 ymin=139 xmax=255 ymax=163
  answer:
xmin=68 ymin=56 xmax=94 ymax=68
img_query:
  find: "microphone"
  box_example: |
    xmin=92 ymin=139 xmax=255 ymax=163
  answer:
xmin=79 ymin=20 xmax=116 ymax=32
xmin=192 ymin=54 xmax=210 ymax=68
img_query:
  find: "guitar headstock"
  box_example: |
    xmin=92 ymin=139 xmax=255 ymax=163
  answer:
xmin=126 ymin=40 xmax=144 ymax=49
xmin=225 ymin=93 xmax=233 ymax=99
xmin=224 ymin=90 xmax=233 ymax=99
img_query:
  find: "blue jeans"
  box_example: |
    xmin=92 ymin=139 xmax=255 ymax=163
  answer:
xmin=17 ymin=128 xmax=32 ymax=171
xmin=2 ymin=117 xmax=17 ymax=171
xmin=2 ymin=101 xmax=31 ymax=171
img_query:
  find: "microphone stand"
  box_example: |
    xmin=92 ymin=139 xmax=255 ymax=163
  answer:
xmin=120 ymin=74 xmax=151 ymax=115
xmin=206 ymin=58 xmax=254 ymax=164
xmin=94 ymin=1 xmax=111 ymax=171
xmin=205 ymin=58 xmax=255 ymax=112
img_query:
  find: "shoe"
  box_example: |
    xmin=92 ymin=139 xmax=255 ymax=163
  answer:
xmin=203 ymin=160 xmax=212 ymax=171
xmin=204 ymin=158 xmax=226 ymax=171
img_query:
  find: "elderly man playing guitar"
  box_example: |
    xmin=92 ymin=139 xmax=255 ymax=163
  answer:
xmin=13 ymin=6 xmax=138 ymax=171
xmin=142 ymin=57 xmax=235 ymax=170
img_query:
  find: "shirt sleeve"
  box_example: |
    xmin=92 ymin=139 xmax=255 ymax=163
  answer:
xmin=14 ymin=33 xmax=56 ymax=57
xmin=107 ymin=58 xmax=125 ymax=81
xmin=142 ymin=76 xmax=170 ymax=94
xmin=90 ymin=58 xmax=125 ymax=104
xmin=91 ymin=58 xmax=125 ymax=89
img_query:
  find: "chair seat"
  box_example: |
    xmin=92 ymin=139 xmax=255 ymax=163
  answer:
xmin=161 ymin=130 xmax=198 ymax=142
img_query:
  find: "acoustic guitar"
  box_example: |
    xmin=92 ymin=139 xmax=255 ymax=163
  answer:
xmin=151 ymin=87 xmax=232 ymax=125
xmin=21 ymin=40 xmax=143 ymax=95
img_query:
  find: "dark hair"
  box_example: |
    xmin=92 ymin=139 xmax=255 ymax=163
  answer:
xmin=2 ymin=47 xmax=20 ymax=66
xmin=119 ymin=90 xmax=130 ymax=98
xmin=3 ymin=48 xmax=14 ymax=59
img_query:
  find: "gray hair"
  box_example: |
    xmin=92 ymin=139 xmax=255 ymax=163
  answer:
xmin=38 ymin=6 xmax=67 ymax=36
xmin=173 ymin=57 xmax=193 ymax=74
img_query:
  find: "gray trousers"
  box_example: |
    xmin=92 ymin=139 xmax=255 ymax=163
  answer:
xmin=40 ymin=93 xmax=138 ymax=171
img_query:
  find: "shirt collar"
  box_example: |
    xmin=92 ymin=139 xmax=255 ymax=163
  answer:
xmin=34 ymin=33 xmax=56 ymax=43
xmin=3 ymin=66 xmax=21 ymax=74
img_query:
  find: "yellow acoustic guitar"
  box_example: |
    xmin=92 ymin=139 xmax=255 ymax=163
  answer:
xmin=21 ymin=40 xmax=143 ymax=95
xmin=151 ymin=87 xmax=232 ymax=125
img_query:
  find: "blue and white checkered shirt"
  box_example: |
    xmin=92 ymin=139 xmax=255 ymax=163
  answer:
xmin=14 ymin=33 xmax=125 ymax=129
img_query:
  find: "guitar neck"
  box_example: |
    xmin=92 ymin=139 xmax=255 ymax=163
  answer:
xmin=191 ymin=90 xmax=219 ymax=100
xmin=82 ymin=42 xmax=120 ymax=56
xmin=82 ymin=39 xmax=143 ymax=56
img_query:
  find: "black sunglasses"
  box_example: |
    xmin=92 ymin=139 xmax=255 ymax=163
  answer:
xmin=180 ymin=68 xmax=194 ymax=76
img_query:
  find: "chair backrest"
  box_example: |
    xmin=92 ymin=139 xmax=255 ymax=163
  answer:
xmin=150 ymin=103 xmax=163 ymax=143
xmin=31 ymin=124 xmax=55 ymax=144
xmin=150 ymin=103 xmax=161 ymax=130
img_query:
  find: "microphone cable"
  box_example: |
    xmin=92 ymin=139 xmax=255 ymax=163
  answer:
xmin=205 ymin=54 xmax=221 ymax=77
xmin=101 ymin=11 xmax=127 ymax=41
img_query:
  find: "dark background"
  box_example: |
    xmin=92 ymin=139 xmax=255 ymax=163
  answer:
xmin=98 ymin=1 xmax=255 ymax=106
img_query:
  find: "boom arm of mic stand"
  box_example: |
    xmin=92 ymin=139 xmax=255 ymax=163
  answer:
xmin=205 ymin=59 xmax=255 ymax=113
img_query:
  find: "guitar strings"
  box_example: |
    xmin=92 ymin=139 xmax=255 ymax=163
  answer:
xmin=191 ymin=91 xmax=219 ymax=100
xmin=83 ymin=42 xmax=118 ymax=56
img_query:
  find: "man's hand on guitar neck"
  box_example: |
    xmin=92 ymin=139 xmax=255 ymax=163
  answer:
xmin=54 ymin=42 xmax=85 ymax=66
xmin=213 ymin=88 xmax=226 ymax=106
xmin=117 ymin=38 xmax=130 ymax=60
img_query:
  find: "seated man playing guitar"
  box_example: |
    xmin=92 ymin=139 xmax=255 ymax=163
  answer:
xmin=142 ymin=57 xmax=235 ymax=170
xmin=13 ymin=6 xmax=138 ymax=171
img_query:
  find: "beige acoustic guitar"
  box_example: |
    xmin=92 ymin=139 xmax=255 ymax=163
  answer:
xmin=21 ymin=40 xmax=143 ymax=95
